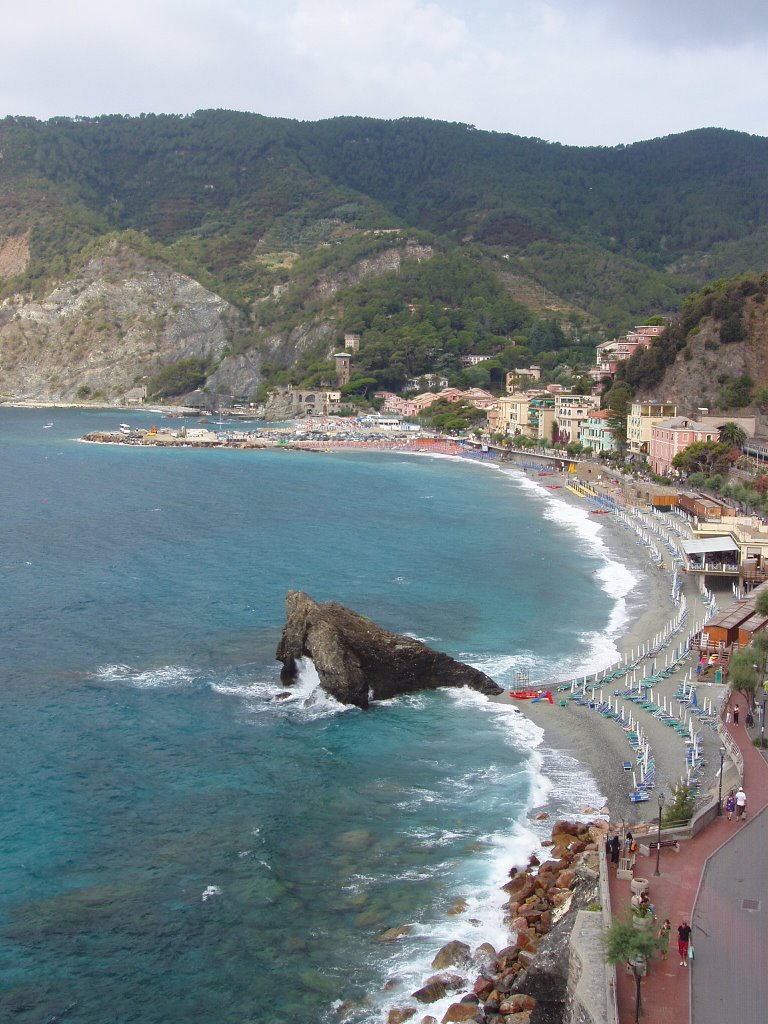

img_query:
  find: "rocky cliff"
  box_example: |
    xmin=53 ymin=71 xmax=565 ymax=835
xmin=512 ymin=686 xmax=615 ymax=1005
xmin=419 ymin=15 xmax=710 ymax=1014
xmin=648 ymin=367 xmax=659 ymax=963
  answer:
xmin=275 ymin=591 xmax=504 ymax=708
xmin=0 ymin=240 xmax=247 ymax=403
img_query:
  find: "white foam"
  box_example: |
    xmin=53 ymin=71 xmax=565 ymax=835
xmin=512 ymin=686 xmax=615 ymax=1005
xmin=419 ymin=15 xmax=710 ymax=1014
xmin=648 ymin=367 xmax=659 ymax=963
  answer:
xmin=94 ymin=663 xmax=196 ymax=689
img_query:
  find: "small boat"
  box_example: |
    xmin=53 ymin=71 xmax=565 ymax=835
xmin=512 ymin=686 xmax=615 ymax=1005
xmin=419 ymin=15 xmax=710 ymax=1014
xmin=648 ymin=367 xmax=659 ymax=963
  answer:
xmin=119 ymin=423 xmax=132 ymax=434
xmin=590 ymin=509 xmax=610 ymax=514
xmin=509 ymin=690 xmax=542 ymax=699
xmin=43 ymin=422 xmax=54 ymax=429
xmin=545 ymin=485 xmax=561 ymax=489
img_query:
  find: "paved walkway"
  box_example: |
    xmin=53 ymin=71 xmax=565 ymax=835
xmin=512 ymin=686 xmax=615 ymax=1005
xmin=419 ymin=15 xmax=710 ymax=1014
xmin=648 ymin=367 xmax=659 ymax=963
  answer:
xmin=607 ymin=690 xmax=768 ymax=1024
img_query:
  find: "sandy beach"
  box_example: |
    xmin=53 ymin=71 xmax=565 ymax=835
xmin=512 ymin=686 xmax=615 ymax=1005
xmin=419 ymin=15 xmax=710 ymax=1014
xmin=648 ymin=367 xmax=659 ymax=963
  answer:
xmin=490 ymin=468 xmax=729 ymax=828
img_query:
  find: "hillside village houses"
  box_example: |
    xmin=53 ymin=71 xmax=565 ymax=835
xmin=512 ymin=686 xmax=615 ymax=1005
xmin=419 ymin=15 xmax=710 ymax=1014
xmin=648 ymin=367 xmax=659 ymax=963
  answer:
xmin=589 ymin=324 xmax=664 ymax=384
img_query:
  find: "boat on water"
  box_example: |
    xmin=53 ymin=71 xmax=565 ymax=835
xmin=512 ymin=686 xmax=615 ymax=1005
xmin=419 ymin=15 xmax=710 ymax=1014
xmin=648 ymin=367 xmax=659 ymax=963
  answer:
xmin=43 ymin=422 xmax=54 ymax=428
xmin=119 ymin=423 xmax=132 ymax=434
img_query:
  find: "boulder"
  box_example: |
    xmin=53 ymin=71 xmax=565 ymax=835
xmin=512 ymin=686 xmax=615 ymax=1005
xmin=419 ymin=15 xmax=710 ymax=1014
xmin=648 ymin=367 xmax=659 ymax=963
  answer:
xmin=498 ymin=994 xmax=536 ymax=1014
xmin=379 ymin=925 xmax=414 ymax=943
xmin=388 ymin=1008 xmax=417 ymax=1024
xmin=440 ymin=1004 xmax=481 ymax=1023
xmin=412 ymin=981 xmax=448 ymax=1005
xmin=276 ymin=592 xmax=503 ymax=707
xmin=432 ymin=940 xmax=472 ymax=970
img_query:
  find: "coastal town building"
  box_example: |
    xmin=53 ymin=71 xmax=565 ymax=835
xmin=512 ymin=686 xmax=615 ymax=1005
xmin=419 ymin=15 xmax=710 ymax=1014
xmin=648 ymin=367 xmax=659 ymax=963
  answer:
xmin=343 ymin=333 xmax=361 ymax=353
xmin=649 ymin=416 xmax=720 ymax=477
xmin=461 ymin=354 xmax=492 ymax=367
xmin=579 ymin=410 xmax=618 ymax=454
xmin=123 ymin=385 xmax=147 ymax=404
xmin=404 ymin=373 xmax=450 ymax=391
xmin=589 ymin=324 xmax=664 ymax=384
xmin=506 ymin=366 xmax=541 ymax=392
xmin=529 ymin=396 xmax=556 ymax=442
xmin=334 ymin=353 xmax=352 ymax=386
xmin=627 ymin=400 xmax=677 ymax=458
xmin=494 ymin=394 xmax=531 ymax=436
xmin=553 ymin=393 xmax=600 ymax=443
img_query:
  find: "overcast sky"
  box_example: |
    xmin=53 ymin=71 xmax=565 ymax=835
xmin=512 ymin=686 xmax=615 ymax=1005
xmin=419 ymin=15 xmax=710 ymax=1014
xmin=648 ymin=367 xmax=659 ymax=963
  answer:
xmin=2 ymin=0 xmax=766 ymax=146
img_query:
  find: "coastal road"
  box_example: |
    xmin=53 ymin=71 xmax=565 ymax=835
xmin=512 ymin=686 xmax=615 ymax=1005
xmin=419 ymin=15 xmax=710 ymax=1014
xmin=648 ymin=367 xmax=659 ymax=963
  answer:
xmin=691 ymin=803 xmax=768 ymax=1024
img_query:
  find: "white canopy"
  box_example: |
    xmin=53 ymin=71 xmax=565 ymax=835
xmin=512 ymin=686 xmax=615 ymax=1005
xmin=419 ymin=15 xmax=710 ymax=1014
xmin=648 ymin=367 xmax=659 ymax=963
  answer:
xmin=682 ymin=537 xmax=739 ymax=555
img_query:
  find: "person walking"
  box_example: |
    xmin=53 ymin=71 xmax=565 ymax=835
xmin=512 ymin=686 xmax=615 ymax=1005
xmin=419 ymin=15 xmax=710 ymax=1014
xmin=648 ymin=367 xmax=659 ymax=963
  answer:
xmin=609 ymin=834 xmax=620 ymax=864
xmin=746 ymin=709 xmax=754 ymax=728
xmin=736 ymin=786 xmax=747 ymax=820
xmin=677 ymin=921 xmax=692 ymax=965
xmin=733 ymin=705 xmax=740 ymax=725
xmin=725 ymin=790 xmax=736 ymax=821
xmin=726 ymin=706 xmax=732 ymax=725
xmin=658 ymin=919 xmax=671 ymax=960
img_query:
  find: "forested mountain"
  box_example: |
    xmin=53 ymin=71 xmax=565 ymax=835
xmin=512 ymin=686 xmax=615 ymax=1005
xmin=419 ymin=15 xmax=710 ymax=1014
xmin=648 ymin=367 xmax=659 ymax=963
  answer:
xmin=1 ymin=111 xmax=767 ymax=404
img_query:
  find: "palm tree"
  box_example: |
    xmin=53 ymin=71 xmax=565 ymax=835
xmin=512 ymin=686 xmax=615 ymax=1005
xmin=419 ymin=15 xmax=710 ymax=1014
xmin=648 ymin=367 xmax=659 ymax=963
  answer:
xmin=718 ymin=421 xmax=747 ymax=450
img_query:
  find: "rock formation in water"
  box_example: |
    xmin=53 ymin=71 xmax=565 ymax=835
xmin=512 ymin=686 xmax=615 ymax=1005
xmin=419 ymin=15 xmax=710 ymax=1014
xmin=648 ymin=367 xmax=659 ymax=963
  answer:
xmin=275 ymin=591 xmax=503 ymax=708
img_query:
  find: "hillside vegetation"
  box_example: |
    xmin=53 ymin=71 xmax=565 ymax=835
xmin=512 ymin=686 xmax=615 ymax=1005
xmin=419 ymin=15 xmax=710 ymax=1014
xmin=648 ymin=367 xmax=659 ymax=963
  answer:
xmin=1 ymin=111 xmax=768 ymax=403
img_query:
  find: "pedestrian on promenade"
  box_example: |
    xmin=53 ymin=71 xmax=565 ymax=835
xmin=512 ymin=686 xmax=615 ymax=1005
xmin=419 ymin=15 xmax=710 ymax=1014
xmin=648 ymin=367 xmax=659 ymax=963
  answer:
xmin=625 ymin=831 xmax=634 ymax=854
xmin=733 ymin=705 xmax=740 ymax=725
xmin=677 ymin=921 xmax=692 ymax=965
xmin=736 ymin=786 xmax=747 ymax=820
xmin=609 ymin=834 xmax=620 ymax=864
xmin=726 ymin=706 xmax=732 ymax=724
xmin=725 ymin=790 xmax=736 ymax=821
xmin=746 ymin=709 xmax=754 ymax=728
xmin=658 ymin=919 xmax=671 ymax=960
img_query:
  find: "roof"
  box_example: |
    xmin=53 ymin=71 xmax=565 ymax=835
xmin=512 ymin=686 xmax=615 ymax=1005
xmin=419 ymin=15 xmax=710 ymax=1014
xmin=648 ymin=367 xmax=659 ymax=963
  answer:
xmin=655 ymin=416 xmax=713 ymax=432
xmin=682 ymin=537 xmax=740 ymax=555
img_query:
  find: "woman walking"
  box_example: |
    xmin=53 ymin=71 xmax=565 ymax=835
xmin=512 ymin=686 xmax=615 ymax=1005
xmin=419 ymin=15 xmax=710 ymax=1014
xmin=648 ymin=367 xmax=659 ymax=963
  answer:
xmin=658 ymin=919 xmax=671 ymax=960
xmin=725 ymin=791 xmax=736 ymax=821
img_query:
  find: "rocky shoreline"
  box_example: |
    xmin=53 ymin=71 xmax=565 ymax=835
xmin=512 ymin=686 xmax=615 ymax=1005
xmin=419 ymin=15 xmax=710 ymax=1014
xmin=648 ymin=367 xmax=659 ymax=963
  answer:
xmin=376 ymin=819 xmax=606 ymax=1024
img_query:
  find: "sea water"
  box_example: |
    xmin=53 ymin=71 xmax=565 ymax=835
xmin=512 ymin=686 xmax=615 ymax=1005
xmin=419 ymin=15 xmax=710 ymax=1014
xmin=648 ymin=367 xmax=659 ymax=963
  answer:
xmin=0 ymin=408 xmax=641 ymax=1023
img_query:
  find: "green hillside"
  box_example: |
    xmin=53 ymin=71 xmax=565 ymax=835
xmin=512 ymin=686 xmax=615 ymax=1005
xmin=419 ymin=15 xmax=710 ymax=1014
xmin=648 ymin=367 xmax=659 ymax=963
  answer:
xmin=1 ymin=111 xmax=768 ymax=404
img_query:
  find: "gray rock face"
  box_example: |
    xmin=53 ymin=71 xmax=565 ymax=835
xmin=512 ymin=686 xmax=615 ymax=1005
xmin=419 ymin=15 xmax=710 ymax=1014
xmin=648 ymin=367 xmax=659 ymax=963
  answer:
xmin=275 ymin=591 xmax=503 ymax=708
xmin=0 ymin=241 xmax=245 ymax=403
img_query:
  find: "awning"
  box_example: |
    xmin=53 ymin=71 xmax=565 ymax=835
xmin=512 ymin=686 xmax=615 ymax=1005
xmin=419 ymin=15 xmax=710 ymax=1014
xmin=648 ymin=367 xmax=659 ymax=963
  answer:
xmin=682 ymin=537 xmax=740 ymax=555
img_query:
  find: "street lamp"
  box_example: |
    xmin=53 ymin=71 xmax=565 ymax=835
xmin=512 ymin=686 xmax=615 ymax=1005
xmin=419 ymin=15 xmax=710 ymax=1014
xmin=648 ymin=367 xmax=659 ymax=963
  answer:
xmin=716 ymin=746 xmax=725 ymax=815
xmin=654 ymin=792 xmax=665 ymax=876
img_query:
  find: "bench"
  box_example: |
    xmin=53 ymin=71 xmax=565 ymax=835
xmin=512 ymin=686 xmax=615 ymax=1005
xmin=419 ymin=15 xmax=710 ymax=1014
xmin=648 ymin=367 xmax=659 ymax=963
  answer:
xmin=638 ymin=840 xmax=680 ymax=856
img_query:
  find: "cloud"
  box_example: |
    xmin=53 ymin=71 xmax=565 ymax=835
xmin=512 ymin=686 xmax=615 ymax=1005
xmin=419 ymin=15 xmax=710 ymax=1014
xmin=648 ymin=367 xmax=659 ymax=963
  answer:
xmin=0 ymin=1 xmax=765 ymax=145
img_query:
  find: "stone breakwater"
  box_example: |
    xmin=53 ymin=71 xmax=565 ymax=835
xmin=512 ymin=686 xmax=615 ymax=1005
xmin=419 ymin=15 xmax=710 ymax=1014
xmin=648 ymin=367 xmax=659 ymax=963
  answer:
xmin=378 ymin=819 xmax=607 ymax=1024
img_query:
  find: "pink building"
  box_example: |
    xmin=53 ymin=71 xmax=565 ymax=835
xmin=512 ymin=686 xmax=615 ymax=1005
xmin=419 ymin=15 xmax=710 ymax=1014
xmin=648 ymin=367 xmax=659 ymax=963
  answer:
xmin=589 ymin=324 xmax=664 ymax=383
xmin=649 ymin=417 xmax=720 ymax=476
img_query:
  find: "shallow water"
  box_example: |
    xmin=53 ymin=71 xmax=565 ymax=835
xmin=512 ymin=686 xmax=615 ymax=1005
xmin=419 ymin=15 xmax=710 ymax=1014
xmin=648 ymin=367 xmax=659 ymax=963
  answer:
xmin=0 ymin=408 xmax=639 ymax=1023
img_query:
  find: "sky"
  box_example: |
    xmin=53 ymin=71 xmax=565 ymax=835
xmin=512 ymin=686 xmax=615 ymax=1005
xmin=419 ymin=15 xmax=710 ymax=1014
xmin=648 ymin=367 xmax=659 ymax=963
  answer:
xmin=2 ymin=0 xmax=766 ymax=147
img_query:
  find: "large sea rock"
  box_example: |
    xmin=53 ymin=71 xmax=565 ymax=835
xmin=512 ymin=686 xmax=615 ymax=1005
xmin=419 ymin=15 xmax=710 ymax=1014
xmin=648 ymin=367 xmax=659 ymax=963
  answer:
xmin=275 ymin=591 xmax=503 ymax=708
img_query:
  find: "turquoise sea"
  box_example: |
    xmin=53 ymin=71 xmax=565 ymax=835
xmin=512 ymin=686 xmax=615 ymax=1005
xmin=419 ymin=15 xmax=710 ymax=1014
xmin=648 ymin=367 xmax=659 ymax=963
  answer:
xmin=0 ymin=408 xmax=642 ymax=1023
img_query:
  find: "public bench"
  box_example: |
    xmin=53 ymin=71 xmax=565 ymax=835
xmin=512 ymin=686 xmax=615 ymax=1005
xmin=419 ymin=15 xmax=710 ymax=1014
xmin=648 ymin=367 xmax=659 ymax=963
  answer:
xmin=638 ymin=839 xmax=680 ymax=855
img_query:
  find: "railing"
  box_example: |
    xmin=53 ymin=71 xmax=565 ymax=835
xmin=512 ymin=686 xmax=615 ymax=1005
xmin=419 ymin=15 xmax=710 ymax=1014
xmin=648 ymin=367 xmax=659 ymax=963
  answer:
xmin=598 ymin=843 xmax=620 ymax=1024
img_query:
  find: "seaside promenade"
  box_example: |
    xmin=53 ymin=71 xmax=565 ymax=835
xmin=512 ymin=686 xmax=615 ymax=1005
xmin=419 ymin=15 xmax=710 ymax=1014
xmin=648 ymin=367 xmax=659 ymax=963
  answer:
xmin=608 ymin=694 xmax=768 ymax=1024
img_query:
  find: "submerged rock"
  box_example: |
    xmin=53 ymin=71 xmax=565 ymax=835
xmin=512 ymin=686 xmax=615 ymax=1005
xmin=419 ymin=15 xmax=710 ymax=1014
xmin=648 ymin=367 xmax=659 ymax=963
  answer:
xmin=276 ymin=591 xmax=503 ymax=708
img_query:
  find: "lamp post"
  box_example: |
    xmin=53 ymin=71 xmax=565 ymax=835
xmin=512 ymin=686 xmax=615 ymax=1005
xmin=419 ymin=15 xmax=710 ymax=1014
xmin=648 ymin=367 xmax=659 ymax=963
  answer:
xmin=654 ymin=792 xmax=665 ymax=876
xmin=716 ymin=746 xmax=725 ymax=815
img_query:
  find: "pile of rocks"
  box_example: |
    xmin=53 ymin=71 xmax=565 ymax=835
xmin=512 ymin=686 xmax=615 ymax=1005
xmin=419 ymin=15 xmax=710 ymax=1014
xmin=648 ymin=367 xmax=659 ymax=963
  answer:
xmin=383 ymin=819 xmax=607 ymax=1024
